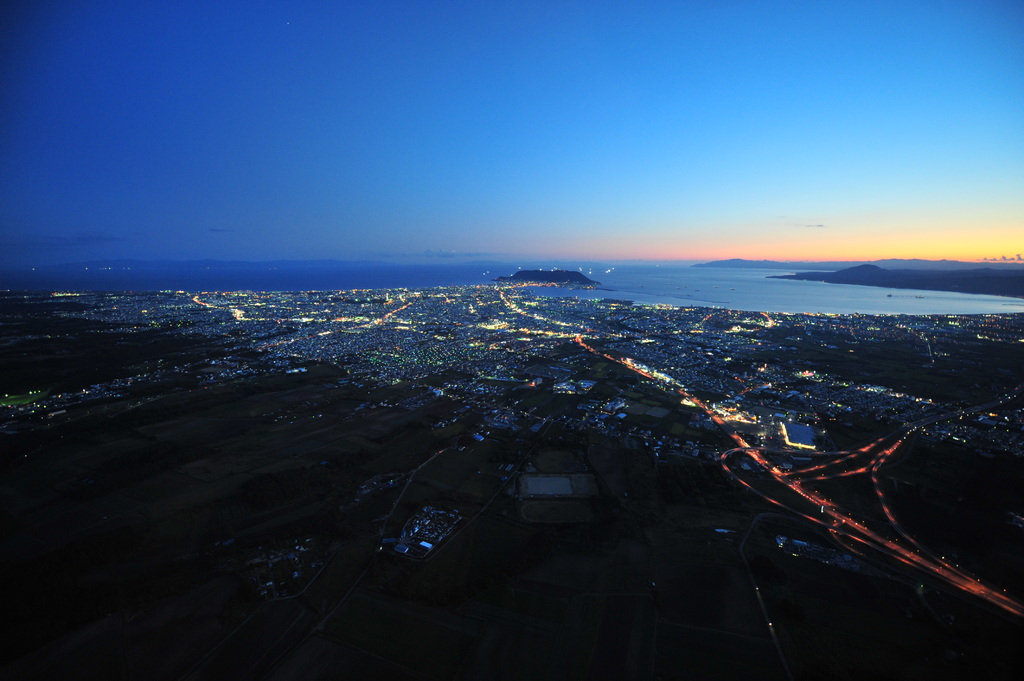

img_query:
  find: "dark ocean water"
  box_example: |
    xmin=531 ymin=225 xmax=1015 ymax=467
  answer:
xmin=0 ymin=261 xmax=500 ymax=293
xmin=4 ymin=261 xmax=1024 ymax=315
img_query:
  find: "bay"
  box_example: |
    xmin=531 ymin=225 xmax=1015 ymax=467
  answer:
xmin=6 ymin=260 xmax=1023 ymax=315
xmin=525 ymin=265 xmax=1024 ymax=315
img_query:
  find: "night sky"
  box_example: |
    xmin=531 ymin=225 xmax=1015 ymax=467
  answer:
xmin=2 ymin=0 xmax=1022 ymax=267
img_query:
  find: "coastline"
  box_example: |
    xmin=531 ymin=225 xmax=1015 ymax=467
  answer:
xmin=522 ymin=267 xmax=1024 ymax=316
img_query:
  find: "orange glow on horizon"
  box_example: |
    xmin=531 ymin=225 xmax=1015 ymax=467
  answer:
xmin=526 ymin=225 xmax=1021 ymax=263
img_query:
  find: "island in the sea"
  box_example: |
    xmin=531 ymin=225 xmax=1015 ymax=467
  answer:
xmin=494 ymin=269 xmax=599 ymax=286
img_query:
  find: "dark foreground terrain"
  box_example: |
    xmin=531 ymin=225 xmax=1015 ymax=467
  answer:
xmin=2 ymin=289 xmax=1023 ymax=680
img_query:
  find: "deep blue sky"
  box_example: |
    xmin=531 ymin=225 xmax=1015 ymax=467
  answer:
xmin=2 ymin=0 xmax=1022 ymax=267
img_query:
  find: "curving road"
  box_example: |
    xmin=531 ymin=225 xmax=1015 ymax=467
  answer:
xmin=718 ymin=380 xmax=1024 ymax=619
xmin=574 ymin=333 xmax=1024 ymax=618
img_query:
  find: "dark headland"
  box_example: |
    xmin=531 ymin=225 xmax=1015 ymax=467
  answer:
xmin=771 ymin=264 xmax=1024 ymax=298
xmin=695 ymin=257 xmax=1024 ymax=271
xmin=494 ymin=269 xmax=600 ymax=286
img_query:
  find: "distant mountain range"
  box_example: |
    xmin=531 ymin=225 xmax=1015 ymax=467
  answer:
xmin=494 ymin=269 xmax=599 ymax=286
xmin=694 ymin=258 xmax=1024 ymax=271
xmin=770 ymin=264 xmax=1024 ymax=298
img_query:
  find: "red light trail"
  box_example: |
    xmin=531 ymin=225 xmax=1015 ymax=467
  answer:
xmin=722 ymin=440 xmax=1024 ymax=617
xmin=574 ymin=334 xmax=1024 ymax=618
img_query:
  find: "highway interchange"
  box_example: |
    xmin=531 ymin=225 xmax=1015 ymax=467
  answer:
xmin=578 ymin=329 xmax=1024 ymax=619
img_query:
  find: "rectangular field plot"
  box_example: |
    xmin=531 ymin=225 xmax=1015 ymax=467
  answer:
xmin=455 ymin=473 xmax=504 ymax=503
xmin=322 ymin=590 xmax=476 ymax=679
xmin=652 ymin=562 xmax=766 ymax=638
xmin=471 ymin=585 xmax=568 ymax=624
xmin=655 ymin=623 xmax=786 ymax=681
xmin=393 ymin=513 xmax=536 ymax=602
xmin=457 ymin=623 xmax=565 ymax=681
xmin=264 ymin=636 xmax=422 ymax=681
xmin=359 ymin=439 xmax=434 ymax=474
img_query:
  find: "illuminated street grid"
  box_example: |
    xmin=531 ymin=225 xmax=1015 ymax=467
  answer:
xmin=7 ymin=285 xmax=1024 ymax=616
